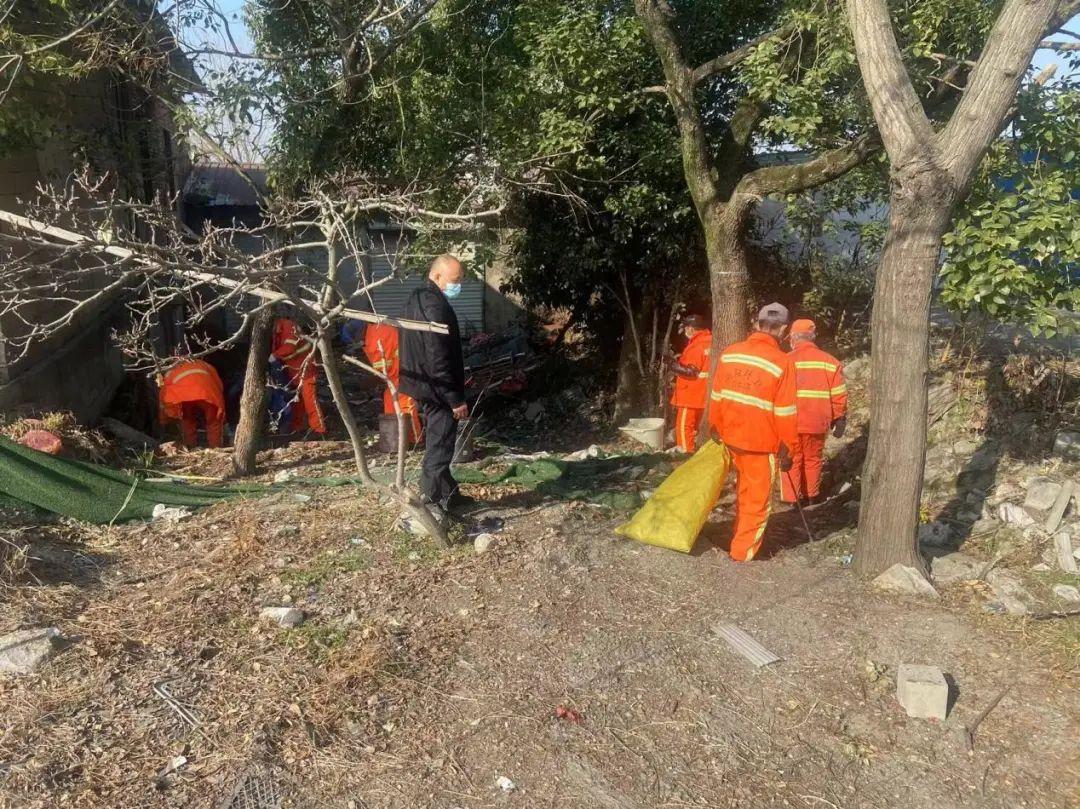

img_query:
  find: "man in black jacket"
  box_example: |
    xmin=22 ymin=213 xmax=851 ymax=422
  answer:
xmin=400 ymin=254 xmax=469 ymax=517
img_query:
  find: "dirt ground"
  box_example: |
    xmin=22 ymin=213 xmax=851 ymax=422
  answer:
xmin=1 ymin=434 xmax=1077 ymax=808
xmin=2 ymin=329 xmax=1078 ymax=807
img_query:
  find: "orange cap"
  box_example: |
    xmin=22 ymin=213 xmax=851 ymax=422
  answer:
xmin=791 ymin=318 xmax=816 ymax=335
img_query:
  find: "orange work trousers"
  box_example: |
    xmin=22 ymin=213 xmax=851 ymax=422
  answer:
xmin=780 ymin=433 xmax=826 ymax=503
xmin=673 ymin=406 xmax=703 ymax=452
xmin=729 ymin=447 xmax=777 ymax=562
xmin=178 ymin=401 xmax=224 ymax=448
xmin=382 ymin=388 xmax=423 ymax=443
xmin=290 ymin=373 xmax=326 ymax=434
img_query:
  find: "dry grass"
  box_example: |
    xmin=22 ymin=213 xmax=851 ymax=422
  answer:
xmin=1 ymin=411 xmax=114 ymax=463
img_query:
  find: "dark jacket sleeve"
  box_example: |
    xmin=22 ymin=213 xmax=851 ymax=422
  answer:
xmin=419 ymin=292 xmax=465 ymax=407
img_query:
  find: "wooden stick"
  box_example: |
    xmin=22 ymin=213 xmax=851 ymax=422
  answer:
xmin=963 ymin=683 xmax=1012 ymax=752
xmin=0 ymin=209 xmax=449 ymax=334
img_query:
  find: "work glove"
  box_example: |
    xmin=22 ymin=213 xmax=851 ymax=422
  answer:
xmin=831 ymin=416 xmax=847 ymax=439
xmin=777 ymin=442 xmax=793 ymax=472
xmin=671 ymin=362 xmax=700 ymax=379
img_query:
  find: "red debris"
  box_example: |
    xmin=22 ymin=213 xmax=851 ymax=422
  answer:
xmin=555 ymin=705 xmax=583 ymax=723
xmin=20 ymin=430 xmax=63 ymax=455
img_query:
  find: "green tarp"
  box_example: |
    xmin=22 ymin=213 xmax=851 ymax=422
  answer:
xmin=453 ymin=455 xmax=673 ymax=510
xmin=0 ymin=437 xmax=255 ymax=524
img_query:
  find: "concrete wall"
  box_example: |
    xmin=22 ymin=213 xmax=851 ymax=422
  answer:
xmin=0 ymin=300 xmax=127 ymax=422
xmin=0 ymin=71 xmax=188 ymax=418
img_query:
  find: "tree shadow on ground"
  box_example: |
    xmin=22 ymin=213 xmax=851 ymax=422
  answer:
xmin=932 ymin=342 xmax=1077 ymax=553
xmin=9 ymin=530 xmax=115 ymax=590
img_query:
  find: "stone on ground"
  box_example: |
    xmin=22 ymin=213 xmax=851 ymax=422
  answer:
xmin=930 ymin=552 xmax=983 ymax=585
xmin=1051 ymin=584 xmax=1080 ymax=603
xmin=997 ymin=502 xmax=1035 ymax=527
xmin=19 ymin=430 xmax=63 ymax=455
xmin=152 ymin=503 xmax=192 ymax=523
xmin=985 ymin=570 xmax=1036 ymax=615
xmin=1043 ymin=481 xmax=1075 ymax=534
xmin=872 ymin=564 xmax=939 ymax=598
xmin=260 ymin=607 xmax=305 ymax=628
xmin=1054 ymin=532 xmax=1079 ymax=574
xmin=0 ymin=627 xmax=66 ymax=675
xmin=1023 ymin=477 xmax=1063 ymax=513
xmin=896 ymin=663 xmax=949 ymax=721
xmin=1052 ymin=430 xmax=1080 ymax=460
xmin=473 ymin=532 xmax=496 ymax=554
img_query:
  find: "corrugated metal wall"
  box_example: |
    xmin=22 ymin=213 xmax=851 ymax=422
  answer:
xmin=366 ymin=231 xmax=485 ymax=334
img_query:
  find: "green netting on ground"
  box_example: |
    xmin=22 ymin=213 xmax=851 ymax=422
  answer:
xmin=0 ymin=437 xmax=261 ymax=524
xmin=453 ymin=455 xmax=673 ymax=510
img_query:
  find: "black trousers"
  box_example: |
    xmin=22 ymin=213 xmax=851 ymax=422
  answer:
xmin=419 ymin=399 xmax=459 ymax=508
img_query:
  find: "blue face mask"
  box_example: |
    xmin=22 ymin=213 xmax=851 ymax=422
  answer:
xmin=443 ymin=282 xmax=462 ymax=299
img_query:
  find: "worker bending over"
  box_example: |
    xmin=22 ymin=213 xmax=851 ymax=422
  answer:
xmin=159 ymin=358 xmax=226 ymax=448
xmin=709 ymin=303 xmax=798 ymax=562
xmin=782 ymin=319 xmax=847 ymax=505
xmin=669 ymin=313 xmax=711 ymax=452
xmin=363 ymin=322 xmax=422 ymax=441
xmin=271 ymin=317 xmax=326 ymax=435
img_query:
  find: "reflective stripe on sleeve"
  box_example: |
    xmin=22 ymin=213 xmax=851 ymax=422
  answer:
xmin=774 ymin=404 xmax=797 ymax=417
xmin=794 ymin=360 xmax=838 ymax=372
xmin=796 ymin=390 xmax=830 ymax=399
xmin=830 ymin=384 xmax=847 ymax=395
xmin=710 ymin=389 xmax=775 ymax=411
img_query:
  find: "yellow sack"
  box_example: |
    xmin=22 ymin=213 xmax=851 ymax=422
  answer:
xmin=615 ymin=440 xmax=731 ymax=553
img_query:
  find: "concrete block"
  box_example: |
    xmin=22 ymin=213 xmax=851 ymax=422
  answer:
xmin=1024 ymin=477 xmax=1063 ymax=513
xmin=897 ymin=664 xmax=949 ymax=720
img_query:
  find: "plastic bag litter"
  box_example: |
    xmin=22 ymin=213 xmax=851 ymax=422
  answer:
xmin=615 ymin=440 xmax=730 ymax=553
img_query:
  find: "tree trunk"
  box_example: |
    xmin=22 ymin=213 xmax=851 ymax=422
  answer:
xmin=706 ymin=201 xmax=752 ymax=347
xmin=699 ymin=201 xmax=752 ymax=434
xmin=231 ymin=308 xmax=273 ymax=476
xmin=854 ymin=169 xmax=954 ymax=575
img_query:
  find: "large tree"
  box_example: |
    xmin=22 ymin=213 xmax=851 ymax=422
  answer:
xmin=846 ymin=0 xmax=1080 ymax=574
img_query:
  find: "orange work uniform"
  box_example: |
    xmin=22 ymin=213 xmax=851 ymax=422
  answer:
xmin=363 ymin=323 xmax=421 ymax=441
xmin=670 ymin=329 xmax=712 ymax=452
xmin=271 ymin=318 xmax=326 ymax=434
xmin=159 ymin=359 xmax=226 ymax=448
xmin=781 ymin=342 xmax=847 ymax=503
xmin=708 ymin=332 xmax=798 ymax=561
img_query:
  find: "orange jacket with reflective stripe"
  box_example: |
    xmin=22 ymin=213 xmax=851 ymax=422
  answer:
xmin=670 ymin=329 xmax=711 ymax=409
xmin=363 ymin=323 xmax=400 ymax=383
xmin=790 ymin=341 xmax=847 ymax=435
xmin=708 ymin=331 xmax=798 ymax=453
xmin=272 ymin=318 xmax=317 ymax=376
xmin=159 ymin=359 xmax=225 ymax=422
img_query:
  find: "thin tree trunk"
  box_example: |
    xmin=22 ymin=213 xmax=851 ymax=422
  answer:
xmin=614 ymin=310 xmax=646 ymax=423
xmin=854 ymin=179 xmax=953 ymax=575
xmin=231 ymin=308 xmax=273 ymax=476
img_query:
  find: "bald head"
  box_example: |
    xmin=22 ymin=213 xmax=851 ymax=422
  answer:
xmin=429 ymin=254 xmax=463 ymax=290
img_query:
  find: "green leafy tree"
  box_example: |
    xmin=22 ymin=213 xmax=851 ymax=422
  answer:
xmin=941 ymin=79 xmax=1080 ymax=337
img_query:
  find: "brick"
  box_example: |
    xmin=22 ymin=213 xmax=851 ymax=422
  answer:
xmin=897 ymin=664 xmax=949 ymax=720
